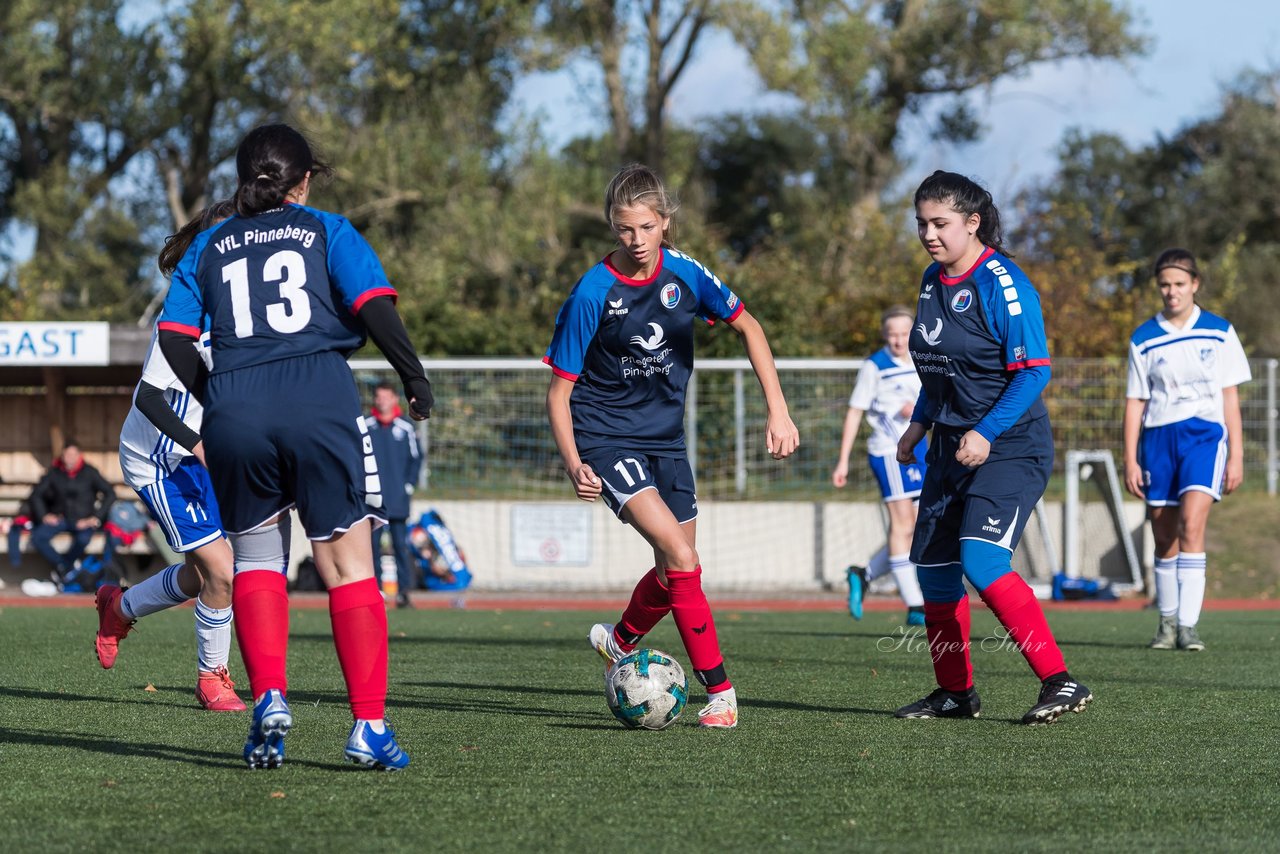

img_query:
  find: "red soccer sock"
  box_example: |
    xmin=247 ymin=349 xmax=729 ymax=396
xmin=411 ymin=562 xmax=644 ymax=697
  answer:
xmin=232 ymin=570 xmax=290 ymax=700
xmin=665 ymin=566 xmax=731 ymax=693
xmin=329 ymin=577 xmax=389 ymax=721
xmin=924 ymin=596 xmax=974 ymax=693
xmin=979 ymin=572 xmax=1067 ymax=681
xmin=616 ymin=567 xmax=671 ymax=650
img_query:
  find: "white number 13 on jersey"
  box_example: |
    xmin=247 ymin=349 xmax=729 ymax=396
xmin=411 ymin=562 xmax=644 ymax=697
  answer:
xmin=222 ymin=250 xmax=312 ymax=338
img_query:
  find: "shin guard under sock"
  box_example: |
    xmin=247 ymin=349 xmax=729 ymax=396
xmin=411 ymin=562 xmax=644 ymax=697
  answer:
xmin=616 ymin=567 xmax=671 ymax=649
xmin=924 ymin=596 xmax=974 ymax=692
xmin=665 ymin=567 xmax=730 ymax=693
xmin=232 ymin=569 xmax=289 ymax=699
xmin=979 ymin=572 xmax=1067 ymax=680
xmin=329 ymin=577 xmax=389 ymax=721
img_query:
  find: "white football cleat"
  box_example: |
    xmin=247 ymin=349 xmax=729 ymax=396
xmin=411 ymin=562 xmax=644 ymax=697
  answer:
xmin=588 ymin=623 xmax=625 ymax=668
xmin=697 ymin=695 xmax=738 ymax=729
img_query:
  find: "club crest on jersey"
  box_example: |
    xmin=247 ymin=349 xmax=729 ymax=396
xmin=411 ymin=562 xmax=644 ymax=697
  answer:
xmin=661 ymin=283 xmax=681 ymax=309
xmin=951 ymin=289 xmax=973 ymax=312
xmin=1014 ymin=345 xmax=1026 ymax=361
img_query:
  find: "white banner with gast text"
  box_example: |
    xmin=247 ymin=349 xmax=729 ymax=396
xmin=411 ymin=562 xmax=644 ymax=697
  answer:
xmin=0 ymin=322 xmax=110 ymax=365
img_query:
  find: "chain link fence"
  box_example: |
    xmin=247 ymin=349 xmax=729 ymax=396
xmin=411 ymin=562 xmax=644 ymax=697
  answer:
xmin=351 ymin=357 xmax=1279 ymax=501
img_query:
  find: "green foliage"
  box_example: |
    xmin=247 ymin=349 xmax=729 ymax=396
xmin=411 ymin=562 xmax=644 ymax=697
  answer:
xmin=1016 ymin=70 xmax=1280 ymax=355
xmin=728 ymin=0 xmax=1146 ymax=218
xmin=15 ymin=0 xmax=1276 ymax=367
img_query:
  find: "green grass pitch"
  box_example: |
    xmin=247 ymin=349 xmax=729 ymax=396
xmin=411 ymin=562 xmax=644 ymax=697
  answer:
xmin=1 ymin=604 xmax=1277 ymax=852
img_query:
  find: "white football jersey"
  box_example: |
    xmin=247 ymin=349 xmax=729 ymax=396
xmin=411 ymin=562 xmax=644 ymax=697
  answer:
xmin=118 ymin=328 xmax=212 ymax=488
xmin=848 ymin=347 xmax=922 ymax=457
xmin=1126 ymin=306 xmax=1251 ymax=429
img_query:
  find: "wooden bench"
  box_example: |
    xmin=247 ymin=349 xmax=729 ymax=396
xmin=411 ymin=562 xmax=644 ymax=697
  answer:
xmin=1 ymin=476 xmax=166 ymax=586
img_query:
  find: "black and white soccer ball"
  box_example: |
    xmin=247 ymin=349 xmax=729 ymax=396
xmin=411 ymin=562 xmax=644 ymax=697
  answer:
xmin=606 ymin=648 xmax=688 ymax=730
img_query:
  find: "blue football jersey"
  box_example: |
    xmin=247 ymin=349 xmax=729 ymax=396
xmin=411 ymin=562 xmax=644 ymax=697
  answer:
xmin=159 ymin=204 xmax=396 ymax=373
xmin=910 ymin=248 xmax=1050 ymax=429
xmin=544 ymin=248 xmax=744 ymax=456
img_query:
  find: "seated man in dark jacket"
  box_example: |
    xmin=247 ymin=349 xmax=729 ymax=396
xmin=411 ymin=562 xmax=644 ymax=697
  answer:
xmin=29 ymin=441 xmax=115 ymax=583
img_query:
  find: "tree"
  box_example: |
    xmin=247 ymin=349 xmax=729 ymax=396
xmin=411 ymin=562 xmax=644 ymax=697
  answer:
xmin=533 ymin=0 xmax=716 ymax=173
xmin=0 ymin=1 xmax=166 ymax=318
xmin=727 ymin=0 xmax=1146 ymax=253
xmin=1018 ymin=71 xmax=1280 ymax=355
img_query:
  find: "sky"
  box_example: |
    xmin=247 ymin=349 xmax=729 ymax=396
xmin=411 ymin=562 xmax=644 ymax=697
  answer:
xmin=510 ymin=0 xmax=1280 ymax=200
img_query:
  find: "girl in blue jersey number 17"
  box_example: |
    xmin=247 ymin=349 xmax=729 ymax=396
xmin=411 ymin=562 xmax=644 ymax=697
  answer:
xmin=1123 ymin=249 xmax=1250 ymax=652
xmin=894 ymin=171 xmax=1092 ymax=725
xmin=545 ymin=164 xmax=800 ymax=729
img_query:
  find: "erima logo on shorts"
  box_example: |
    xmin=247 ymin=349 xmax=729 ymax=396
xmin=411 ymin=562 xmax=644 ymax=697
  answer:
xmin=661 ymin=283 xmax=680 ymax=309
xmin=916 ymin=318 xmax=942 ymax=346
xmin=951 ymin=289 xmax=973 ymax=312
xmin=982 ymin=516 xmax=1003 ymax=534
xmin=629 ymin=322 xmax=667 ymax=351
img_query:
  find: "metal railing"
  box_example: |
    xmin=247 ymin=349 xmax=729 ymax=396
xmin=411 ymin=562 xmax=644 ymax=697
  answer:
xmin=349 ymin=357 xmax=1279 ymax=500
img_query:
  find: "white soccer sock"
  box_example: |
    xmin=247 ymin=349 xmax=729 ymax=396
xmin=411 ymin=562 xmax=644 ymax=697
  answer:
xmin=120 ymin=564 xmax=191 ymax=620
xmin=889 ymin=554 xmax=924 ymax=607
xmin=1177 ymin=552 xmax=1207 ymax=628
xmin=708 ymin=686 xmax=737 ymax=707
xmin=865 ymin=546 xmax=891 ymax=581
xmin=1154 ymin=556 xmax=1179 ymax=617
xmin=194 ymin=595 xmax=233 ymax=671
xmin=363 ymin=719 xmax=387 ymax=733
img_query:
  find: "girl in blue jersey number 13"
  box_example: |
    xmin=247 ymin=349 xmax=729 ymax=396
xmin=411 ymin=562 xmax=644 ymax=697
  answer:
xmin=894 ymin=170 xmax=1092 ymax=725
xmin=1123 ymin=249 xmax=1250 ymax=652
xmin=545 ymin=164 xmax=799 ymax=729
xmin=158 ymin=124 xmax=431 ymax=770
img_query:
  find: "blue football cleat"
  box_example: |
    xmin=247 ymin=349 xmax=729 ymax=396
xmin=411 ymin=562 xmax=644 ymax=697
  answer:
xmin=244 ymin=689 xmax=292 ymax=770
xmin=345 ymin=720 xmax=410 ymax=771
xmin=906 ymin=606 xmax=926 ymax=627
xmin=846 ymin=565 xmax=867 ymax=620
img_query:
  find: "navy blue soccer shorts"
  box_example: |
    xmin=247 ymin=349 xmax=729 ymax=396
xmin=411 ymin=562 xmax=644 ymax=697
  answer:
xmin=578 ymin=447 xmax=698 ymax=524
xmin=910 ymin=416 xmax=1053 ymax=566
xmin=202 ymin=351 xmax=386 ymax=539
xmin=135 ymin=457 xmax=225 ymax=553
xmin=1139 ymin=417 xmax=1227 ymax=506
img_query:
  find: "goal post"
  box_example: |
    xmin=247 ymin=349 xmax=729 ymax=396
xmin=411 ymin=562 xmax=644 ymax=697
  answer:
xmin=1063 ymin=450 xmax=1144 ymax=591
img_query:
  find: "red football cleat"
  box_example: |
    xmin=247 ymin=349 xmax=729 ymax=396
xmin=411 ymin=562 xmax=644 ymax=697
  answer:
xmin=94 ymin=585 xmax=134 ymax=669
xmin=196 ymin=666 xmax=247 ymax=712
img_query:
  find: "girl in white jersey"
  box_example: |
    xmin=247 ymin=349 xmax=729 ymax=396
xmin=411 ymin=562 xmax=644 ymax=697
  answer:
xmin=831 ymin=306 xmax=926 ymax=625
xmin=1123 ymin=248 xmax=1251 ymax=652
xmin=94 ymin=201 xmax=245 ymax=712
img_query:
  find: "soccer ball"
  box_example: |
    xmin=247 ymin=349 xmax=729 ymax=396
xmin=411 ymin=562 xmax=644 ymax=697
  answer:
xmin=606 ymin=648 xmax=688 ymax=730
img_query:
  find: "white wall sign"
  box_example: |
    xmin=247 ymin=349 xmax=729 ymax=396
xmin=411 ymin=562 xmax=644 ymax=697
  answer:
xmin=511 ymin=504 xmax=592 ymax=566
xmin=0 ymin=322 xmax=110 ymax=365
